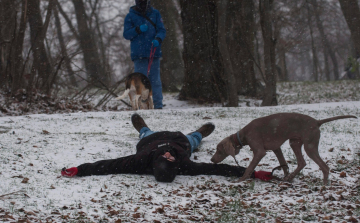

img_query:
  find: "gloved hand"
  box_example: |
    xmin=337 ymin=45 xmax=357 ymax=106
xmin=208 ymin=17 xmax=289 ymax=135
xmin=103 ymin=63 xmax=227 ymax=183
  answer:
xmin=140 ymin=24 xmax=148 ymax=32
xmin=152 ymin=39 xmax=160 ymax=47
xmin=61 ymin=167 xmax=78 ymax=177
xmin=254 ymin=171 xmax=272 ymax=181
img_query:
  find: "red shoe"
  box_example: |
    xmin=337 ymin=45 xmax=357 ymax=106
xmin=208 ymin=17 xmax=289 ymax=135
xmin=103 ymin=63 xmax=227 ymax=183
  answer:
xmin=61 ymin=167 xmax=78 ymax=177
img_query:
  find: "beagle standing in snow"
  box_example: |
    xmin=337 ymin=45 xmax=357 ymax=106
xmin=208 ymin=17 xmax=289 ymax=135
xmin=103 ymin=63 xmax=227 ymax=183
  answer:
xmin=115 ymin=72 xmax=154 ymax=110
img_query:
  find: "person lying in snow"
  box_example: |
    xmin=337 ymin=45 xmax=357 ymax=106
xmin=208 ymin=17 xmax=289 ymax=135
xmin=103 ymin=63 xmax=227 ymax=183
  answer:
xmin=61 ymin=114 xmax=273 ymax=182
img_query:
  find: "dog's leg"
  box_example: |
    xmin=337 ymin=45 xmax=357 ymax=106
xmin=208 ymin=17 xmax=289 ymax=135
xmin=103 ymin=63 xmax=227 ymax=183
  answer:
xmin=139 ymin=89 xmax=149 ymax=109
xmin=235 ymin=145 xmax=266 ymax=182
xmin=273 ymin=148 xmax=289 ymax=176
xmin=129 ymin=87 xmax=137 ymax=110
xmin=149 ymin=96 xmax=154 ymax=109
xmin=135 ymin=95 xmax=141 ymax=110
xmin=283 ymin=139 xmax=305 ymax=182
xmin=303 ymin=137 xmax=329 ymax=185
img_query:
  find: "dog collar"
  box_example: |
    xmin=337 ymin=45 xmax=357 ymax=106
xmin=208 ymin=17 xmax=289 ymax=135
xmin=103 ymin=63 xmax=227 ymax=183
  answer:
xmin=236 ymin=131 xmax=244 ymax=147
xmin=231 ymin=132 xmax=244 ymax=147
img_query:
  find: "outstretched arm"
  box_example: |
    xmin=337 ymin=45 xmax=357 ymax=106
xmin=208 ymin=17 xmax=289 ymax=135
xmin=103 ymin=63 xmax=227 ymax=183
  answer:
xmin=62 ymin=155 xmax=150 ymax=177
xmin=178 ymin=161 xmax=250 ymax=178
xmin=178 ymin=161 xmax=272 ymax=181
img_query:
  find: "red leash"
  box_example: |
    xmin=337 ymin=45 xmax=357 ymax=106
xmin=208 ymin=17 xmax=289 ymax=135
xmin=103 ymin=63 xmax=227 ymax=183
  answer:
xmin=147 ymin=43 xmax=157 ymax=77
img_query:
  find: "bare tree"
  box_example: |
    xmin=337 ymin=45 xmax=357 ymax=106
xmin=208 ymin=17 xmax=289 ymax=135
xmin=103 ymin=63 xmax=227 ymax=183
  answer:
xmin=27 ymin=0 xmax=55 ymax=96
xmin=0 ymin=0 xmax=18 ymax=89
xmin=152 ymin=0 xmax=184 ymax=92
xmin=259 ymin=0 xmax=277 ymax=106
xmin=53 ymin=5 xmax=77 ymax=87
xmin=227 ymin=0 xmax=258 ymax=97
xmin=179 ymin=0 xmax=226 ymax=103
xmin=72 ymin=0 xmax=109 ymax=86
xmin=306 ymin=0 xmax=319 ymax=81
xmin=217 ymin=0 xmax=237 ymax=106
xmin=313 ymin=0 xmax=340 ymax=80
xmin=339 ymin=0 xmax=360 ymax=58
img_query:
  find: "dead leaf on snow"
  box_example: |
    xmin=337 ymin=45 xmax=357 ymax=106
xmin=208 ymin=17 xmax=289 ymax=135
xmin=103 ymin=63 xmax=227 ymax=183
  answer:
xmin=42 ymin=130 xmax=50 ymax=134
xmin=12 ymin=175 xmax=24 ymax=178
xmin=21 ymin=178 xmax=29 ymax=183
xmin=348 ymin=216 xmax=358 ymax=223
xmin=108 ymin=210 xmax=119 ymax=216
xmin=153 ymin=207 xmax=164 ymax=214
xmin=132 ymin=213 xmax=141 ymax=218
xmin=337 ymin=160 xmax=347 ymax=164
xmin=51 ymin=210 xmax=61 ymax=215
xmin=340 ymin=172 xmax=347 ymax=178
xmin=25 ymin=211 xmax=37 ymax=216
xmin=3 ymin=214 xmax=15 ymax=220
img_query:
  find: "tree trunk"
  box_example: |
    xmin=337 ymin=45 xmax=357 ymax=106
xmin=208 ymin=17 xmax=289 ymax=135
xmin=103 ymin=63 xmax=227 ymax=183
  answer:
xmin=53 ymin=5 xmax=77 ymax=87
xmin=227 ymin=0 xmax=257 ymax=96
xmin=55 ymin=0 xmax=80 ymax=40
xmin=72 ymin=0 xmax=108 ymax=86
xmin=27 ymin=0 xmax=54 ymax=93
xmin=307 ymin=0 xmax=319 ymax=82
xmin=323 ymin=48 xmax=331 ymax=81
xmin=179 ymin=0 xmax=226 ymax=103
xmin=259 ymin=0 xmax=277 ymax=106
xmin=217 ymin=0 xmax=237 ymax=107
xmin=0 ymin=0 xmax=17 ymax=89
xmin=11 ymin=0 xmax=27 ymax=93
xmin=339 ymin=0 xmax=360 ymax=59
xmin=89 ymin=1 xmax=114 ymax=84
xmin=277 ymin=47 xmax=288 ymax=81
xmin=313 ymin=0 xmax=339 ymax=80
xmin=152 ymin=0 xmax=184 ymax=92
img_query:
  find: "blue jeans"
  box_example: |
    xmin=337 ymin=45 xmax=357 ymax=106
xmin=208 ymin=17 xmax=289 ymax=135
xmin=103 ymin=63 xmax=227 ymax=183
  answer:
xmin=134 ymin=58 xmax=163 ymax=109
xmin=139 ymin=127 xmax=202 ymax=153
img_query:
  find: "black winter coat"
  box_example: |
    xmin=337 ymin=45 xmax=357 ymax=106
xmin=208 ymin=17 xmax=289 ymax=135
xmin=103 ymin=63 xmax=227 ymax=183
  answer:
xmin=77 ymin=131 xmax=249 ymax=178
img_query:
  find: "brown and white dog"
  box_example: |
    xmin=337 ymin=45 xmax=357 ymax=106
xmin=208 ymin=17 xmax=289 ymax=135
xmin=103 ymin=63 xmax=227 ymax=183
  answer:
xmin=115 ymin=72 xmax=154 ymax=110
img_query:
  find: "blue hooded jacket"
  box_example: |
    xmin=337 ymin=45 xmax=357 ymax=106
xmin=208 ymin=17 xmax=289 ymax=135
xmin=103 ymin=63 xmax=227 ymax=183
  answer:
xmin=123 ymin=6 xmax=166 ymax=61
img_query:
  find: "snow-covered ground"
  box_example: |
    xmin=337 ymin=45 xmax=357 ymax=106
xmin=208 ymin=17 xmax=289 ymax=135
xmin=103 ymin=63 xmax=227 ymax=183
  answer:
xmin=0 ymin=98 xmax=359 ymax=222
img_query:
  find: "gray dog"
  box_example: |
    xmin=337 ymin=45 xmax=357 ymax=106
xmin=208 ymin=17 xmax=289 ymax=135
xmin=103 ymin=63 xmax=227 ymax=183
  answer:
xmin=211 ymin=113 xmax=357 ymax=184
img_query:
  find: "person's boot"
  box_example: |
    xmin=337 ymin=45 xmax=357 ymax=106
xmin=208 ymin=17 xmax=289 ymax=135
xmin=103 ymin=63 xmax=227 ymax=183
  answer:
xmin=189 ymin=122 xmax=215 ymax=138
xmin=131 ymin=113 xmax=148 ymax=133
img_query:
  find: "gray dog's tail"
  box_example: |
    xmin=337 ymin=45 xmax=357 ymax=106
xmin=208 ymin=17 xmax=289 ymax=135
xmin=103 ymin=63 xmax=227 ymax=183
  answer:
xmin=317 ymin=115 xmax=357 ymax=126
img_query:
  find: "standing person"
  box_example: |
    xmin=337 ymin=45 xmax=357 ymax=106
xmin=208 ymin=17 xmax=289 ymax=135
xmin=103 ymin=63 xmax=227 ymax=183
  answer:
xmin=123 ymin=0 xmax=166 ymax=109
xmin=61 ymin=114 xmax=273 ymax=182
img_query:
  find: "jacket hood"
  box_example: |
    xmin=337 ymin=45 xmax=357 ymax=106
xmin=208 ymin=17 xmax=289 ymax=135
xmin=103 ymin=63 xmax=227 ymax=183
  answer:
xmin=130 ymin=5 xmax=153 ymax=15
xmin=132 ymin=0 xmax=152 ymax=15
xmin=152 ymin=145 xmax=179 ymax=182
